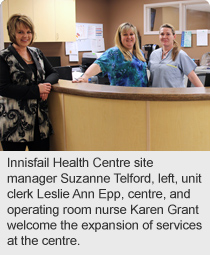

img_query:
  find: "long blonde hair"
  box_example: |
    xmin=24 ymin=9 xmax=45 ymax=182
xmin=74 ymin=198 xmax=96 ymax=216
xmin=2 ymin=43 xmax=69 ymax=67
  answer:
xmin=160 ymin=23 xmax=180 ymax=61
xmin=115 ymin=22 xmax=146 ymax=62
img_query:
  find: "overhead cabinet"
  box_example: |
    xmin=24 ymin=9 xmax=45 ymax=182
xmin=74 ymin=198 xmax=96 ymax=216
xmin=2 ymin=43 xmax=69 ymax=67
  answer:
xmin=2 ymin=0 xmax=76 ymax=42
xmin=33 ymin=0 xmax=56 ymax=42
xmin=2 ymin=0 xmax=9 ymax=42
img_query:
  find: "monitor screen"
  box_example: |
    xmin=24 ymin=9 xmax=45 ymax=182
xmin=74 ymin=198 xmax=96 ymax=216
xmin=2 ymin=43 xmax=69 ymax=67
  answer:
xmin=205 ymin=73 xmax=210 ymax=87
xmin=46 ymin=56 xmax=61 ymax=67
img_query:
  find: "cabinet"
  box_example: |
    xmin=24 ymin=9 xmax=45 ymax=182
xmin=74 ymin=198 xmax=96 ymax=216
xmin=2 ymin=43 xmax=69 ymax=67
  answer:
xmin=55 ymin=0 xmax=76 ymax=42
xmin=8 ymin=0 xmax=33 ymax=19
xmin=33 ymin=0 xmax=56 ymax=42
xmin=2 ymin=0 xmax=9 ymax=42
xmin=2 ymin=0 xmax=76 ymax=42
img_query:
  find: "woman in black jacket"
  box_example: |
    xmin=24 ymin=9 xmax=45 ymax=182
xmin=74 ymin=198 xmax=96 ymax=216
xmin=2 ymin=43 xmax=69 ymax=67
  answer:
xmin=0 ymin=14 xmax=59 ymax=151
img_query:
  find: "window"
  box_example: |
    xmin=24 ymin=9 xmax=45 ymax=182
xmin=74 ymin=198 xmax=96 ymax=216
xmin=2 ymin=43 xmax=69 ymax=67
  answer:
xmin=185 ymin=2 xmax=210 ymax=30
xmin=144 ymin=1 xmax=210 ymax=34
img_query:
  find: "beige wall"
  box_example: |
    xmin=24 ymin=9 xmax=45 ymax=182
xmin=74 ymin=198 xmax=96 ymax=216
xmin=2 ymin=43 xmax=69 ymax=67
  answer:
xmin=74 ymin=0 xmax=110 ymax=65
xmin=153 ymin=7 xmax=179 ymax=31
xmin=106 ymin=0 xmax=210 ymax=62
xmin=5 ymin=0 xmax=210 ymax=66
xmin=162 ymin=7 xmax=179 ymax=30
xmin=187 ymin=10 xmax=210 ymax=30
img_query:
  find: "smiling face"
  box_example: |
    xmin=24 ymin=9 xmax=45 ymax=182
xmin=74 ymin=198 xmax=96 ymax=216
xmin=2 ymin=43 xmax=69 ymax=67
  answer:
xmin=159 ymin=27 xmax=176 ymax=49
xmin=120 ymin=28 xmax=136 ymax=52
xmin=15 ymin=22 xmax=33 ymax=48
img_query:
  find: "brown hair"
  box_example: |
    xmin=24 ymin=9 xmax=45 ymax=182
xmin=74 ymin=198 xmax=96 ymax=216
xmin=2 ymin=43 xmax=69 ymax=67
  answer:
xmin=159 ymin=23 xmax=180 ymax=61
xmin=7 ymin=14 xmax=35 ymax=45
xmin=115 ymin=22 xmax=146 ymax=62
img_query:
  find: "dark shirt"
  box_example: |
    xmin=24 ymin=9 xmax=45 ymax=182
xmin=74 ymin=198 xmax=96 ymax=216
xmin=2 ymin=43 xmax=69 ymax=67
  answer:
xmin=0 ymin=46 xmax=59 ymax=100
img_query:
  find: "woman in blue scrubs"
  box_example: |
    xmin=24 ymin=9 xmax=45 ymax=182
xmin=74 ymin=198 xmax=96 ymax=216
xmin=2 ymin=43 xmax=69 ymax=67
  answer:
xmin=148 ymin=23 xmax=203 ymax=88
xmin=73 ymin=22 xmax=148 ymax=87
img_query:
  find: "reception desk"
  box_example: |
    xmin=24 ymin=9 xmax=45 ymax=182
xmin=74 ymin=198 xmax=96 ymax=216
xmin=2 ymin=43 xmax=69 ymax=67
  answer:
xmin=48 ymin=80 xmax=210 ymax=151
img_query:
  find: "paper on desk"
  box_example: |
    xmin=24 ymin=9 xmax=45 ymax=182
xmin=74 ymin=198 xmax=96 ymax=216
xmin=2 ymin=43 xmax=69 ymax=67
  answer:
xmin=72 ymin=71 xmax=83 ymax=80
xmin=197 ymin=30 xmax=208 ymax=46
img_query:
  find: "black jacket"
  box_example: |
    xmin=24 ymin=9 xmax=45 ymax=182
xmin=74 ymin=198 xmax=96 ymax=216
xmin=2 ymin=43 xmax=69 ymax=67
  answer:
xmin=0 ymin=44 xmax=59 ymax=142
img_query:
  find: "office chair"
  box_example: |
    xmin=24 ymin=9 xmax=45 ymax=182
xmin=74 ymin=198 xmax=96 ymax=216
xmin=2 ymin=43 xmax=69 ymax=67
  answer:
xmin=54 ymin=66 xmax=72 ymax=80
xmin=187 ymin=73 xmax=210 ymax=87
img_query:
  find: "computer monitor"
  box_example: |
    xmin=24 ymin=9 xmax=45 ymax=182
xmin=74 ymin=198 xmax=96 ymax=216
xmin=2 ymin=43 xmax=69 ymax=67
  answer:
xmin=204 ymin=73 xmax=210 ymax=87
xmin=54 ymin=66 xmax=72 ymax=80
xmin=46 ymin=56 xmax=61 ymax=67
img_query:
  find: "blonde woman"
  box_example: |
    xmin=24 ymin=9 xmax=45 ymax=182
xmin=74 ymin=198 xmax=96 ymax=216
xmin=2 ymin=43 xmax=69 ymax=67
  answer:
xmin=73 ymin=22 xmax=148 ymax=87
xmin=148 ymin=23 xmax=203 ymax=88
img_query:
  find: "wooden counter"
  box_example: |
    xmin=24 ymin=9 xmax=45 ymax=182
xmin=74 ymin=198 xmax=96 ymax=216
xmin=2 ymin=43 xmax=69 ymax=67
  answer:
xmin=48 ymin=80 xmax=210 ymax=151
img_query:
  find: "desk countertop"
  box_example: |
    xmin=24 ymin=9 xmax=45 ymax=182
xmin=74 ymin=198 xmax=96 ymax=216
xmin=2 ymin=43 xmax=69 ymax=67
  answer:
xmin=195 ymin=66 xmax=210 ymax=73
xmin=52 ymin=79 xmax=210 ymax=101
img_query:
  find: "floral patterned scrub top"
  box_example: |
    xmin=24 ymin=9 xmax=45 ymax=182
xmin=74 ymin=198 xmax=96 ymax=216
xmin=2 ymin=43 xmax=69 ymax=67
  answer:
xmin=94 ymin=47 xmax=148 ymax=87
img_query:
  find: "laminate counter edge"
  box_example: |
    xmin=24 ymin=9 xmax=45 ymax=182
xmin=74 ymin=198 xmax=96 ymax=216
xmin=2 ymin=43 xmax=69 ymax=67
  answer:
xmin=52 ymin=80 xmax=210 ymax=101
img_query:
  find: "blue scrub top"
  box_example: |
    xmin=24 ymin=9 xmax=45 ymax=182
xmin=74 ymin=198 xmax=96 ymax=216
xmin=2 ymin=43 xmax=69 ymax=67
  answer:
xmin=94 ymin=47 xmax=148 ymax=87
xmin=148 ymin=48 xmax=197 ymax=88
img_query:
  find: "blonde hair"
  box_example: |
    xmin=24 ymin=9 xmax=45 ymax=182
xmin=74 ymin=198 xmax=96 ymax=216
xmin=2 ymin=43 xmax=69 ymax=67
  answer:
xmin=115 ymin=22 xmax=146 ymax=62
xmin=159 ymin=23 xmax=180 ymax=61
xmin=7 ymin=14 xmax=35 ymax=45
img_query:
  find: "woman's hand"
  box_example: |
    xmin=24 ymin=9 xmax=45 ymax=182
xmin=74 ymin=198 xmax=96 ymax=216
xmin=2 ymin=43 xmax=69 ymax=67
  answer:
xmin=72 ymin=74 xmax=89 ymax=83
xmin=72 ymin=63 xmax=102 ymax=83
xmin=38 ymin=83 xmax=52 ymax=94
xmin=40 ymin=93 xmax=49 ymax=101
